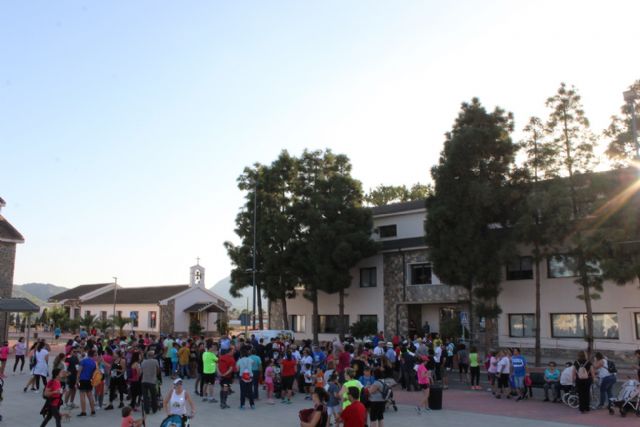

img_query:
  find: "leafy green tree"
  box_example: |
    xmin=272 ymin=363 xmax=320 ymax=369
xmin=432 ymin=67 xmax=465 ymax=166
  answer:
xmin=78 ymin=313 xmax=96 ymax=331
xmin=544 ymin=82 xmax=602 ymax=355
xmin=225 ymin=151 xmax=300 ymax=330
xmin=365 ymin=183 xmax=432 ymax=206
xmin=110 ymin=314 xmax=131 ymax=336
xmin=94 ymin=318 xmax=112 ymax=335
xmin=350 ymin=319 xmax=377 ymax=339
xmin=605 ymin=80 xmax=640 ymax=167
xmin=425 ymin=98 xmax=518 ymax=348
xmin=514 ymin=116 xmax=571 ymax=366
xmin=48 ymin=306 xmax=68 ymax=330
xmin=290 ymin=149 xmax=377 ymax=343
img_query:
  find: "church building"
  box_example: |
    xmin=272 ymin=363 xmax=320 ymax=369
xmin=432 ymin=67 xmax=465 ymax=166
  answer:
xmin=49 ymin=263 xmax=230 ymax=336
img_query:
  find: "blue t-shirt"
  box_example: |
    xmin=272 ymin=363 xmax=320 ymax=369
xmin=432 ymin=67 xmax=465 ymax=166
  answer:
xmin=359 ymin=375 xmax=375 ymax=386
xmin=78 ymin=357 xmax=96 ymax=381
xmin=544 ymin=368 xmax=560 ymax=381
xmin=512 ymin=355 xmax=526 ymax=377
xmin=169 ymin=347 xmax=178 ymax=363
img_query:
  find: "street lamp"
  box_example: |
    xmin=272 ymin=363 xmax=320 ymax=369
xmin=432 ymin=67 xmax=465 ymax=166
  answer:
xmin=623 ymin=88 xmax=639 ymax=160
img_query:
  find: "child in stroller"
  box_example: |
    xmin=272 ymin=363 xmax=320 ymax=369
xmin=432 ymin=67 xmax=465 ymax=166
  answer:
xmin=608 ymin=379 xmax=640 ymax=417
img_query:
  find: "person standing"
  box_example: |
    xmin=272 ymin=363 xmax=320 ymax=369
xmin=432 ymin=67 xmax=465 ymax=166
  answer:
xmin=162 ymin=335 xmax=174 ymax=377
xmin=511 ymin=348 xmax=528 ymax=401
xmin=572 ymin=351 xmax=595 ymax=414
xmin=178 ymin=343 xmax=190 ymax=379
xmin=468 ymin=346 xmax=480 ymax=390
xmin=201 ymin=344 xmax=218 ymax=403
xmin=12 ymin=337 xmax=26 ymax=374
xmin=217 ymin=348 xmax=236 ymax=409
xmin=339 ymin=387 xmax=366 ymax=427
xmin=40 ymin=368 xmax=68 ymax=427
xmin=140 ymin=350 xmax=160 ymax=415
xmin=594 ymin=352 xmax=616 ymax=409
xmin=105 ymin=350 xmax=126 ymax=410
xmin=236 ymin=347 xmax=256 ymax=409
xmin=249 ymin=347 xmax=262 ymax=400
xmin=416 ymin=359 xmax=432 ymax=415
xmin=76 ymin=349 xmax=97 ymax=417
xmin=54 ymin=327 xmax=61 ymax=343
xmin=495 ymin=350 xmax=510 ymax=399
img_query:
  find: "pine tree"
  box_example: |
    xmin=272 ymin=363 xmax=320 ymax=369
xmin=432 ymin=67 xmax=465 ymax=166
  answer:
xmin=426 ymin=98 xmax=518 ymax=348
xmin=605 ymin=80 xmax=640 ymax=167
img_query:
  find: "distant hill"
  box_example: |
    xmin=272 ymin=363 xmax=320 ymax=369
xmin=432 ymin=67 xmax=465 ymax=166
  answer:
xmin=209 ymin=276 xmax=267 ymax=310
xmin=13 ymin=283 xmax=67 ymax=305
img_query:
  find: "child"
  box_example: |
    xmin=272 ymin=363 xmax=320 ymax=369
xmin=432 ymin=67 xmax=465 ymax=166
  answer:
xmin=326 ymin=374 xmax=341 ymax=426
xmin=264 ymin=359 xmax=275 ymax=404
xmin=314 ymin=366 xmax=325 ymax=390
xmin=303 ymin=363 xmax=313 ymax=399
xmin=358 ymin=367 xmax=375 ymax=387
xmin=121 ymin=406 xmax=143 ymax=427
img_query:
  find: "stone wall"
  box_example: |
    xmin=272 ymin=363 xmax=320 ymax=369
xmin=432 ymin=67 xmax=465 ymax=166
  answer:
xmin=159 ymin=299 xmax=175 ymax=335
xmin=382 ymin=249 xmax=470 ymax=339
xmin=0 ymin=242 xmax=16 ymax=342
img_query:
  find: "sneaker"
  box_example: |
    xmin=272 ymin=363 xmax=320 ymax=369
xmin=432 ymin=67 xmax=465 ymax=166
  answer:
xmin=416 ymin=406 xmax=421 ymax=415
xmin=77 ymin=413 xmax=87 ymax=417
xmin=202 ymin=397 xmax=208 ymax=402
xmin=239 ymin=405 xmax=245 ymax=410
xmin=209 ymin=398 xmax=218 ymax=403
xmin=250 ymin=405 xmax=255 ymax=410
xmin=105 ymin=405 xmax=114 ymax=410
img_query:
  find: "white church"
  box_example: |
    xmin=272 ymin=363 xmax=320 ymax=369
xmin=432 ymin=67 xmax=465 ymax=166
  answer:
xmin=49 ymin=263 xmax=231 ymax=336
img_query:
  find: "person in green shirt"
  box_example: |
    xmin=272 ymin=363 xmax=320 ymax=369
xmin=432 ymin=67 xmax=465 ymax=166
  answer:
xmin=339 ymin=368 xmax=363 ymax=409
xmin=469 ymin=346 xmax=481 ymax=390
xmin=202 ymin=344 xmax=219 ymax=403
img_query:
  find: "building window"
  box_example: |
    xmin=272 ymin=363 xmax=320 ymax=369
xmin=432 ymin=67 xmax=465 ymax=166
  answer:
xmin=148 ymin=311 xmax=157 ymax=329
xmin=410 ymin=263 xmax=432 ymax=285
xmin=378 ymin=225 xmax=397 ymax=238
xmin=359 ymin=315 xmax=378 ymax=325
xmin=506 ymin=257 xmax=533 ymax=280
xmin=636 ymin=313 xmax=640 ymax=340
xmin=130 ymin=311 xmax=139 ymax=328
xmin=100 ymin=311 xmax=107 ymax=321
xmin=84 ymin=310 xmax=91 ymax=317
xmin=509 ymin=314 xmax=535 ymax=337
xmin=288 ymin=315 xmax=306 ymax=333
xmin=551 ymin=313 xmax=619 ymax=339
xmin=548 ymin=255 xmax=602 ymax=278
xmin=360 ymin=267 xmax=377 ymax=288
xmin=317 ymin=315 xmax=349 ymax=334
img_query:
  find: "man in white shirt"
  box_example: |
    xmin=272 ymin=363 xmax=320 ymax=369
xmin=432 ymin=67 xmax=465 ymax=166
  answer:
xmin=559 ymin=362 xmax=575 ymax=398
xmin=496 ymin=351 xmax=511 ymax=399
xmin=373 ymin=342 xmax=385 ymax=358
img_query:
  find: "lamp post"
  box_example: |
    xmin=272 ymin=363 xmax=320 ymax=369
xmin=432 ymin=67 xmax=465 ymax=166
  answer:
xmin=111 ymin=277 xmax=118 ymax=337
xmin=252 ymin=182 xmax=257 ymax=329
xmin=623 ymin=88 xmax=639 ymax=160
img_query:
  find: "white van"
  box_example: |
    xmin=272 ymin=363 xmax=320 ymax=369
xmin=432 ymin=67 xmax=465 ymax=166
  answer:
xmin=245 ymin=329 xmax=295 ymax=342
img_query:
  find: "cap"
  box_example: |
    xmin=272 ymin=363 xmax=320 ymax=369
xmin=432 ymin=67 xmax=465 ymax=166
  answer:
xmin=173 ymin=378 xmax=183 ymax=385
xmin=386 ymin=342 xmax=393 ymax=347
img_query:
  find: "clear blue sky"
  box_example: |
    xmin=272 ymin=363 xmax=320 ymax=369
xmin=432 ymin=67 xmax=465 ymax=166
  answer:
xmin=2 ymin=1 xmax=639 ymax=288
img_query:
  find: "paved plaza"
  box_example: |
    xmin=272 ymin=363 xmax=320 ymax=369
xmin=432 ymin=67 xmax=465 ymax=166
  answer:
xmin=1 ymin=368 xmax=635 ymax=427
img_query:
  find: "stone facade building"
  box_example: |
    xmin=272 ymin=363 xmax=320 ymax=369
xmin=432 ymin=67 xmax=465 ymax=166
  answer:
xmin=0 ymin=197 xmax=25 ymax=342
xmin=271 ymin=198 xmax=640 ymax=358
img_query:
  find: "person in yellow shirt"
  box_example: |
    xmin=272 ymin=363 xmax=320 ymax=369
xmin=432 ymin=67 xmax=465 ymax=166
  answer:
xmin=178 ymin=343 xmax=191 ymax=379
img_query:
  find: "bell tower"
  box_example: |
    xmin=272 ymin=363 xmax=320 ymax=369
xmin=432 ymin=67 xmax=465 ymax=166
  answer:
xmin=190 ymin=258 xmax=205 ymax=288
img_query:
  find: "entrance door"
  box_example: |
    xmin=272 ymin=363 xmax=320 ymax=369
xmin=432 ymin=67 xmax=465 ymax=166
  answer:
xmin=408 ymin=305 xmax=422 ymax=338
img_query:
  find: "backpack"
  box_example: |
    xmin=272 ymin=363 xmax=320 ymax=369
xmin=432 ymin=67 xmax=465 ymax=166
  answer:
xmin=577 ymin=363 xmax=589 ymax=380
xmin=91 ymin=365 xmax=103 ymax=387
xmin=378 ymin=380 xmax=391 ymax=400
xmin=606 ymin=360 xmax=617 ymax=374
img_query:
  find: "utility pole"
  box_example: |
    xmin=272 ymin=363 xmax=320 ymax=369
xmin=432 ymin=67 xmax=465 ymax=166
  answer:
xmin=252 ymin=182 xmax=257 ymax=329
xmin=111 ymin=277 xmax=118 ymax=337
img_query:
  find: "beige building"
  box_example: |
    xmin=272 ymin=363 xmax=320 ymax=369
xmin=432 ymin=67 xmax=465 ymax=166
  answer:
xmin=273 ymin=199 xmax=640 ymax=356
xmin=50 ymin=263 xmax=230 ymax=335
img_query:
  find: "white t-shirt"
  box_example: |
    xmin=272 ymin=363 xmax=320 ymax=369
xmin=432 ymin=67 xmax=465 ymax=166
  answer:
xmin=560 ymin=367 xmax=574 ymax=386
xmin=300 ymin=355 xmax=313 ymax=368
xmin=497 ymin=356 xmax=510 ymax=374
xmin=598 ymin=359 xmax=612 ymax=379
xmin=373 ymin=347 xmax=385 ymax=357
xmin=488 ymin=356 xmax=498 ymax=374
xmin=434 ymin=346 xmax=442 ymax=363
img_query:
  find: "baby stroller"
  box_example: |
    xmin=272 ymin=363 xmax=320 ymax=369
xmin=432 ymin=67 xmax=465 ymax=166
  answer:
xmin=608 ymin=379 xmax=640 ymax=417
xmin=382 ymin=378 xmax=398 ymax=412
xmin=159 ymin=414 xmax=190 ymax=427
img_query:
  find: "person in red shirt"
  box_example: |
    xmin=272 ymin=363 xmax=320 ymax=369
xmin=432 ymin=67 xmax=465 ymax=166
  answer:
xmin=280 ymin=350 xmax=297 ymax=404
xmin=41 ymin=368 xmax=68 ymax=427
xmin=339 ymin=387 xmax=366 ymax=427
xmin=336 ymin=346 xmax=351 ymax=382
xmin=217 ymin=349 xmax=236 ymax=409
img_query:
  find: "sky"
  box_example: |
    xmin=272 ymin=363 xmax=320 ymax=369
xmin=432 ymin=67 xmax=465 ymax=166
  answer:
xmin=1 ymin=1 xmax=639 ymax=289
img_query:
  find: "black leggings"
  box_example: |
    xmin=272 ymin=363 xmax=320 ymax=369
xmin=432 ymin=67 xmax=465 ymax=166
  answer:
xmin=470 ymin=366 xmax=480 ymax=386
xmin=14 ymin=355 xmax=25 ymax=372
xmin=130 ymin=382 xmax=142 ymax=408
xmin=40 ymin=405 xmax=61 ymax=427
xmin=34 ymin=374 xmax=48 ymax=390
xmin=109 ymin=377 xmax=126 ymax=404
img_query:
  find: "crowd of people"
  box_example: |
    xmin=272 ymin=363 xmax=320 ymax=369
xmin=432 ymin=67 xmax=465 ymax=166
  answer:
xmin=1 ymin=329 xmax=639 ymax=427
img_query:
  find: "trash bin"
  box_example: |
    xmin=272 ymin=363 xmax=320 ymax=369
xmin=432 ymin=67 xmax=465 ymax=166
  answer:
xmin=428 ymin=384 xmax=443 ymax=410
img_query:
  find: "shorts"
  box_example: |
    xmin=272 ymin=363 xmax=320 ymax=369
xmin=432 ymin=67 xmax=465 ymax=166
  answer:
xmin=369 ymin=401 xmax=385 ymax=421
xmin=78 ymin=380 xmax=93 ymax=392
xmin=202 ymin=373 xmax=216 ymax=385
xmin=513 ymin=375 xmax=525 ymax=389
xmin=420 ymin=383 xmax=430 ymax=390
xmin=265 ymin=382 xmax=274 ymax=393
xmin=498 ymin=373 xmax=510 ymax=388
xmin=219 ymin=377 xmax=232 ymax=388
xmin=67 ymin=375 xmax=77 ymax=388
xmin=458 ymin=363 xmax=468 ymax=373
xmin=327 ymin=404 xmax=341 ymax=417
xmin=281 ymin=375 xmax=294 ymax=391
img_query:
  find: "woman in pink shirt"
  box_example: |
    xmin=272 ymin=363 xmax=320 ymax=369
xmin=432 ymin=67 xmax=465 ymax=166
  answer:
xmin=416 ymin=359 xmax=432 ymax=414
